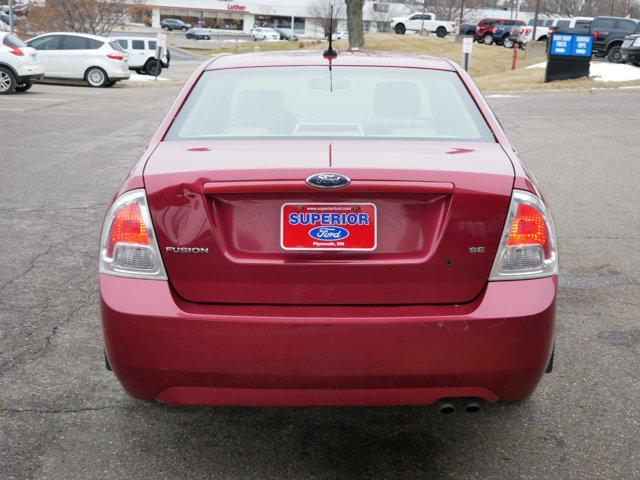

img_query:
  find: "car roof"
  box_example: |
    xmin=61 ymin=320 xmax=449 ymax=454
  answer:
xmin=115 ymin=36 xmax=154 ymax=41
xmin=205 ymin=50 xmax=455 ymax=71
xmin=594 ymin=15 xmax=637 ymax=22
xmin=32 ymin=31 xmax=110 ymax=42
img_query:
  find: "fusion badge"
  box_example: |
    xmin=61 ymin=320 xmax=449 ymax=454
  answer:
xmin=281 ymin=203 xmax=377 ymax=251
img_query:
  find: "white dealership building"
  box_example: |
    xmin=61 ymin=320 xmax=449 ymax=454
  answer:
xmin=142 ymin=0 xmax=411 ymax=36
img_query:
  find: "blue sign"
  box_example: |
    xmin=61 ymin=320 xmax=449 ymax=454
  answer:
xmin=571 ymin=35 xmax=594 ymax=57
xmin=550 ymin=34 xmax=593 ymax=57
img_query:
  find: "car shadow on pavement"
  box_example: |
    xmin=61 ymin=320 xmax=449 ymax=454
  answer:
xmin=110 ymin=398 xmax=552 ymax=478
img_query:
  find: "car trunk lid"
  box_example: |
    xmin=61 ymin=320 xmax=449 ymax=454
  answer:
xmin=144 ymin=140 xmax=514 ymax=305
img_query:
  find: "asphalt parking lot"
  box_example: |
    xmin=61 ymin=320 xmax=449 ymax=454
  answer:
xmin=1 ymin=80 xmax=639 ymax=480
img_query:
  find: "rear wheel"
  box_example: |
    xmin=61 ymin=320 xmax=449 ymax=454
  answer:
xmin=15 ymin=81 xmax=33 ymax=92
xmin=435 ymin=26 xmax=447 ymax=38
xmin=503 ymin=37 xmax=514 ymax=48
xmin=483 ymin=34 xmax=494 ymax=45
xmin=394 ymin=23 xmax=406 ymax=35
xmin=85 ymin=67 xmax=108 ymax=88
xmin=0 ymin=67 xmax=16 ymax=94
xmin=607 ymin=44 xmax=624 ymax=63
xmin=144 ymin=59 xmax=161 ymax=76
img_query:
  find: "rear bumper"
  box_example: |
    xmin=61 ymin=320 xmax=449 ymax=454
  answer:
xmin=101 ymin=275 xmax=557 ymax=406
xmin=16 ymin=64 xmax=44 ymax=82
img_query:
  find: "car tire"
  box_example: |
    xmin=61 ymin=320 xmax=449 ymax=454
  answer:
xmin=395 ymin=24 xmax=406 ymax=35
xmin=144 ymin=59 xmax=161 ymax=76
xmin=205 ymin=36 xmax=211 ymax=40
xmin=162 ymin=26 xmax=169 ymax=31
xmin=85 ymin=67 xmax=109 ymax=88
xmin=0 ymin=66 xmax=17 ymax=94
xmin=435 ymin=27 xmax=447 ymax=38
xmin=105 ymin=81 xmax=116 ymax=88
xmin=15 ymin=81 xmax=33 ymax=92
xmin=182 ymin=27 xmax=188 ymax=32
xmin=483 ymin=34 xmax=494 ymax=45
xmin=607 ymin=44 xmax=624 ymax=63
xmin=503 ymin=38 xmax=514 ymax=48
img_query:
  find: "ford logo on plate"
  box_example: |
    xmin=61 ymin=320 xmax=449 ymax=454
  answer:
xmin=306 ymin=173 xmax=351 ymax=189
xmin=309 ymin=226 xmax=350 ymax=241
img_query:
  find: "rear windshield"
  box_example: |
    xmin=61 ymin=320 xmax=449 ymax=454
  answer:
xmin=166 ymin=66 xmax=494 ymax=142
xmin=109 ymin=40 xmax=125 ymax=52
xmin=3 ymin=34 xmax=26 ymax=48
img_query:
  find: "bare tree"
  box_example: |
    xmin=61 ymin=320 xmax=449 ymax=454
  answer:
xmin=307 ymin=0 xmax=344 ymax=37
xmin=521 ymin=0 xmax=640 ymax=16
xmin=24 ymin=0 xmax=146 ymax=37
xmin=401 ymin=0 xmax=484 ymax=22
xmin=345 ymin=0 xmax=365 ymax=48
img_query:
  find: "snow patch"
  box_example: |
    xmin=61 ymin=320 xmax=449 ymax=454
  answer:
xmin=526 ymin=61 xmax=640 ymax=82
xmin=486 ymin=94 xmax=521 ymax=98
xmin=126 ymin=74 xmax=170 ymax=82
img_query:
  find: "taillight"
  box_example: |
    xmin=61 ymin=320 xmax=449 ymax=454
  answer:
xmin=99 ymin=190 xmax=166 ymax=279
xmin=9 ymin=48 xmax=24 ymax=56
xmin=489 ymin=190 xmax=558 ymax=280
xmin=107 ymin=53 xmax=124 ymax=60
xmin=593 ymin=31 xmax=599 ymax=41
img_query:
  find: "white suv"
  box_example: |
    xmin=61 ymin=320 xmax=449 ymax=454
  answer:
xmin=115 ymin=37 xmax=169 ymax=76
xmin=0 ymin=32 xmax=44 ymax=94
xmin=251 ymin=27 xmax=280 ymax=41
xmin=26 ymin=32 xmax=130 ymax=87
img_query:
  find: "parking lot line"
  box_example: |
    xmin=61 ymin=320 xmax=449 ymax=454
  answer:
xmin=0 ymin=97 xmax=64 ymax=102
xmin=0 ymin=108 xmax=25 ymax=111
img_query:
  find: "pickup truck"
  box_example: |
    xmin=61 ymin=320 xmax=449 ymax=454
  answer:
xmin=475 ymin=18 xmax=526 ymax=45
xmin=590 ymin=16 xmax=640 ymax=63
xmin=391 ymin=13 xmax=456 ymax=38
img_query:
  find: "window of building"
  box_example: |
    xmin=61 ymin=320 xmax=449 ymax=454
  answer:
xmin=293 ymin=17 xmax=305 ymax=34
xmin=202 ymin=11 xmax=244 ymax=30
xmin=254 ymin=15 xmax=291 ymax=28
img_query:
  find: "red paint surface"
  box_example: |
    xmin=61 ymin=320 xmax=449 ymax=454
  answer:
xmin=101 ymin=275 xmax=556 ymax=406
xmin=101 ymin=51 xmax=557 ymax=406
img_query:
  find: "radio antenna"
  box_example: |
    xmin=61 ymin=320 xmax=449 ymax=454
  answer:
xmin=323 ymin=5 xmax=338 ymax=60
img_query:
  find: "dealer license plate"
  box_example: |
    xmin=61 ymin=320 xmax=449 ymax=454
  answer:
xmin=281 ymin=203 xmax=377 ymax=251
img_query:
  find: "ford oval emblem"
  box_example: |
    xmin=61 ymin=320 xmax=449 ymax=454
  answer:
xmin=309 ymin=226 xmax=350 ymax=241
xmin=306 ymin=173 xmax=351 ymax=189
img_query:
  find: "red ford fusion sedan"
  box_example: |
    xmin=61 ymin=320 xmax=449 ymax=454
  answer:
xmin=100 ymin=50 xmax=557 ymax=410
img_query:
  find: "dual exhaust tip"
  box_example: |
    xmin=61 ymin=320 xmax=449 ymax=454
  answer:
xmin=436 ymin=398 xmax=482 ymax=414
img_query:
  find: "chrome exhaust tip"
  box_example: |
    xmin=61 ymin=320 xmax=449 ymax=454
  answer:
xmin=436 ymin=400 xmax=455 ymax=414
xmin=463 ymin=398 xmax=482 ymax=413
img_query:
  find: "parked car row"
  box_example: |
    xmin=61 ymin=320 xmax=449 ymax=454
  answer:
xmin=464 ymin=14 xmax=640 ymax=65
xmin=0 ymin=31 xmax=171 ymax=94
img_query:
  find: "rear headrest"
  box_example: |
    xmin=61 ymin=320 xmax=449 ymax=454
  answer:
xmin=235 ymin=90 xmax=286 ymax=126
xmin=374 ymin=81 xmax=421 ymax=117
